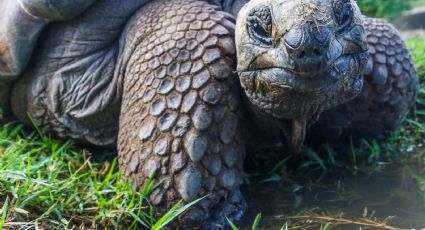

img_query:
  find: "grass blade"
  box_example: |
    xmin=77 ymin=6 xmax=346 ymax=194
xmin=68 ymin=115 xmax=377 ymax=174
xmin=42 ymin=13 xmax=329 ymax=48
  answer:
xmin=305 ymin=148 xmax=327 ymax=170
xmin=151 ymin=196 xmax=206 ymax=230
xmin=226 ymin=216 xmax=239 ymax=230
xmin=252 ymin=213 xmax=262 ymax=230
xmin=0 ymin=197 xmax=9 ymax=229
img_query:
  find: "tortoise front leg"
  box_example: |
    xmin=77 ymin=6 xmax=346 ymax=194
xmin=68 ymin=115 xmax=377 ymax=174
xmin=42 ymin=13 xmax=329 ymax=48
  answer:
xmin=117 ymin=0 xmax=246 ymax=227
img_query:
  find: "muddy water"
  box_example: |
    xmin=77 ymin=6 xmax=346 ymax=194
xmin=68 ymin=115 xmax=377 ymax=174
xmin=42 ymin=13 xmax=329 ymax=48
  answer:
xmin=240 ymin=164 xmax=425 ymax=229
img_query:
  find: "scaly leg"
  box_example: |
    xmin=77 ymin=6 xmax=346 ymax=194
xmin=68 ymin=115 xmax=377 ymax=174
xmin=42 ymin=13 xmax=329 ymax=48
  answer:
xmin=117 ymin=0 xmax=246 ymax=227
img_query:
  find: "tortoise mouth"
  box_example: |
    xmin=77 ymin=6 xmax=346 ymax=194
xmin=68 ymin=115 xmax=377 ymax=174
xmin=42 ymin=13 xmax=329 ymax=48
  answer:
xmin=240 ymin=66 xmax=337 ymax=92
xmin=239 ymin=57 xmax=341 ymax=94
xmin=238 ymin=53 xmax=367 ymax=120
xmin=239 ymin=51 xmax=367 ymax=92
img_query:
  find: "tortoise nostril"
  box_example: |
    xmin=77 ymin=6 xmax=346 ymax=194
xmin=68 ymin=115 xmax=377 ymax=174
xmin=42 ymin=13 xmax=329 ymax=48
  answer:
xmin=284 ymin=24 xmax=332 ymax=73
xmin=295 ymin=48 xmax=323 ymax=61
xmin=313 ymin=48 xmax=322 ymax=56
xmin=298 ymin=51 xmax=306 ymax=59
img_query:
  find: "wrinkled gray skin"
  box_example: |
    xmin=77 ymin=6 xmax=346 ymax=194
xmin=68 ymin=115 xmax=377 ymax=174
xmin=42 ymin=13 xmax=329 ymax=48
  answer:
xmin=0 ymin=0 xmax=418 ymax=228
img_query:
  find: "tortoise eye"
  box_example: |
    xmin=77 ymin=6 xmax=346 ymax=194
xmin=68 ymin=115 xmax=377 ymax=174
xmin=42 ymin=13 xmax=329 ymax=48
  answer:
xmin=333 ymin=0 xmax=353 ymax=32
xmin=247 ymin=6 xmax=274 ymax=46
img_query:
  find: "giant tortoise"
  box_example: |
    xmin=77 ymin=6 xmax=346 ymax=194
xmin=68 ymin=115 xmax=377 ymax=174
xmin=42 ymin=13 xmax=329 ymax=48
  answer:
xmin=0 ymin=0 xmax=418 ymax=228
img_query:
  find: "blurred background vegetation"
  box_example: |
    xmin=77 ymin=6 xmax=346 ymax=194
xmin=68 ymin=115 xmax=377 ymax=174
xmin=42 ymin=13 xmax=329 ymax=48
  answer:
xmin=357 ymin=0 xmax=425 ymax=20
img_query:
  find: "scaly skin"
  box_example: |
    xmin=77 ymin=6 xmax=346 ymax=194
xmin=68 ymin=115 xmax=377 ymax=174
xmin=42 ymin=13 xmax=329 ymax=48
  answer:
xmin=117 ymin=1 xmax=246 ymax=227
xmin=0 ymin=0 xmax=419 ymax=228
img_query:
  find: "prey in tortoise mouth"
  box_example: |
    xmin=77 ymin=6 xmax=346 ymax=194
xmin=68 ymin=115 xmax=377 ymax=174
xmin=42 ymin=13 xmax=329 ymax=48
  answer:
xmin=236 ymin=0 xmax=368 ymax=152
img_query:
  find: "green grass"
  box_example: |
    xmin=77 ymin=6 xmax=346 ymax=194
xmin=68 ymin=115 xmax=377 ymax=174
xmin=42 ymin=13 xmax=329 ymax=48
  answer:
xmin=357 ymin=0 xmax=425 ymax=20
xmin=406 ymin=38 xmax=425 ymax=79
xmin=0 ymin=123 xmax=195 ymax=229
xmin=412 ymin=0 xmax=425 ymax=7
xmin=357 ymin=0 xmax=411 ymax=20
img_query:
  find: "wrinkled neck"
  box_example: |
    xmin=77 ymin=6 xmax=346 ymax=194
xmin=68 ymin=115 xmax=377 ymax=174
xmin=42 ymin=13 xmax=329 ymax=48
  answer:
xmin=241 ymin=93 xmax=324 ymax=153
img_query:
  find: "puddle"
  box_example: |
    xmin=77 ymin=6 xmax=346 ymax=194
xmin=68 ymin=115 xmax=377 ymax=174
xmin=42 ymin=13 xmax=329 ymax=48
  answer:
xmin=240 ymin=164 xmax=425 ymax=229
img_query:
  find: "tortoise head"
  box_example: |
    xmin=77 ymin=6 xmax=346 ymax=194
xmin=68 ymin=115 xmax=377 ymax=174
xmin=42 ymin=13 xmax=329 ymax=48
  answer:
xmin=235 ymin=0 xmax=368 ymax=152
